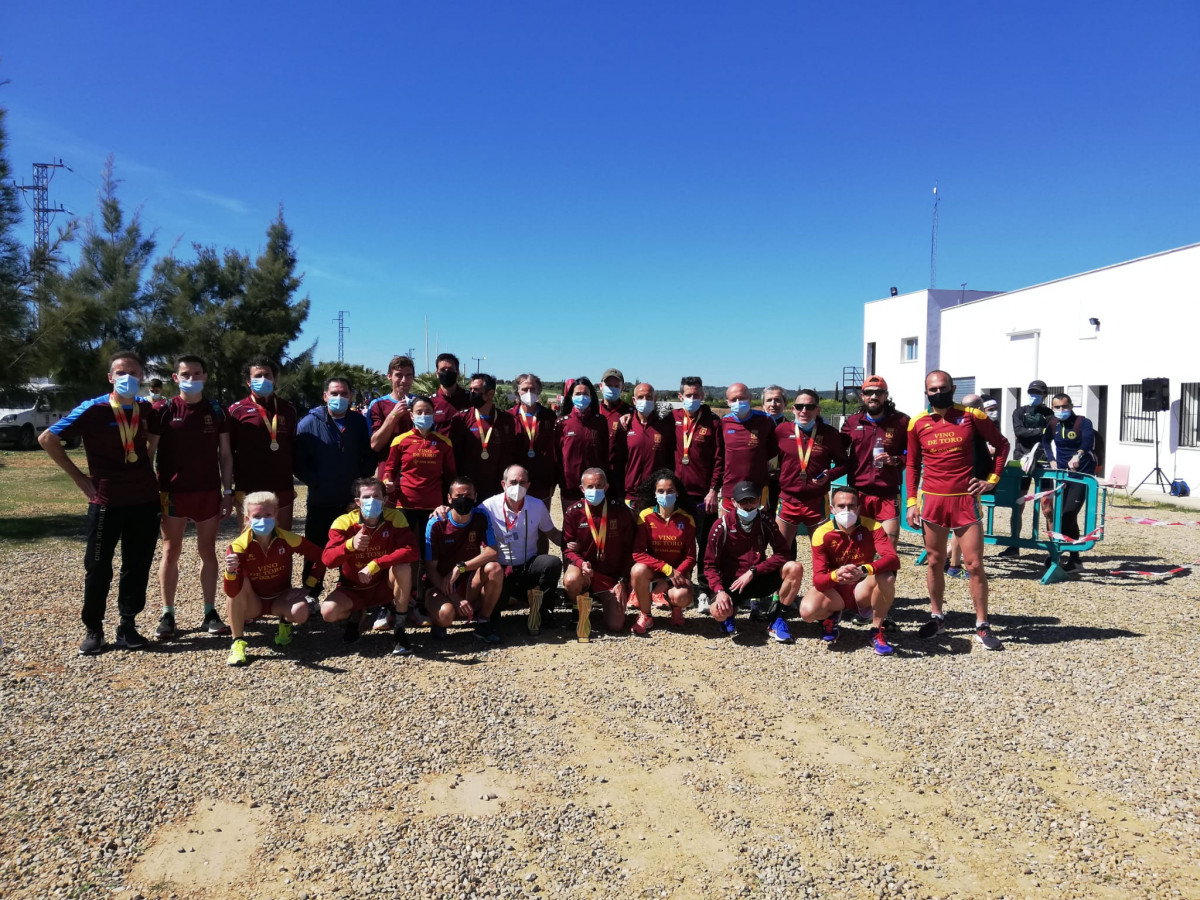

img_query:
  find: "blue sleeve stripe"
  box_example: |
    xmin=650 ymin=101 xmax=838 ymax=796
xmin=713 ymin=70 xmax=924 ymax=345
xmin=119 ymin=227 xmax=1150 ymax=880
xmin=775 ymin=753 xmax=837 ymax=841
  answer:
xmin=481 ymin=512 xmax=497 ymax=548
xmin=49 ymin=395 xmax=105 ymax=435
xmin=423 ymin=515 xmax=437 ymax=560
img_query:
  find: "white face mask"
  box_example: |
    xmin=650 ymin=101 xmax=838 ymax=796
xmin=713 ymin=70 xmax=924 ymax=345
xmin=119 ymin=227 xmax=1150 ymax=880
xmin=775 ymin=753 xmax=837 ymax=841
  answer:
xmin=178 ymin=378 xmax=204 ymax=396
xmin=833 ymin=509 xmax=858 ymax=529
xmin=519 ymin=391 xmax=538 ymax=408
xmin=505 ymin=483 xmax=528 ymax=504
xmin=634 ymin=398 xmax=655 ymax=416
xmin=985 ymin=409 xmax=999 ymax=421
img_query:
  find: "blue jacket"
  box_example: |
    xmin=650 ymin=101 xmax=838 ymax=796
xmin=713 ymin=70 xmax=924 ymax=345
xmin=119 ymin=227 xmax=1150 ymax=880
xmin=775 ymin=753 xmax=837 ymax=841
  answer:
xmin=1041 ymin=414 xmax=1096 ymax=475
xmin=294 ymin=405 xmax=375 ymax=507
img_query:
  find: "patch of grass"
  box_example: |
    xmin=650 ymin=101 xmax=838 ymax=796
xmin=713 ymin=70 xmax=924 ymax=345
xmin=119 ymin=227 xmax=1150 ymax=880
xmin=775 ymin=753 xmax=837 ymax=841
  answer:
xmin=0 ymin=449 xmax=90 ymax=541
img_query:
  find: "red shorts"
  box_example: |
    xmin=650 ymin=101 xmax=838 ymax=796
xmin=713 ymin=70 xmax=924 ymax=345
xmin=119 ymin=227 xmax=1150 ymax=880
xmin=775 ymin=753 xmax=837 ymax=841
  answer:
xmin=826 ymin=581 xmax=859 ymax=610
xmin=337 ymin=578 xmax=393 ymax=610
xmin=160 ymin=490 xmax=220 ymax=522
xmin=250 ymin=587 xmax=306 ymax=619
xmin=920 ymin=493 xmax=980 ymax=530
xmin=587 ymin=572 xmax=620 ymax=595
xmin=858 ymin=492 xmax=899 ymax=522
xmin=778 ymin=492 xmax=828 ymax=528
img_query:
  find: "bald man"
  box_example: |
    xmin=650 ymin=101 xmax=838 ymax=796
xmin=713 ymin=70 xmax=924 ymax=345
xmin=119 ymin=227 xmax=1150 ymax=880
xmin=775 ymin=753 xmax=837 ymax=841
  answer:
xmin=718 ymin=383 xmax=777 ymax=510
xmin=617 ymin=383 xmax=675 ymax=504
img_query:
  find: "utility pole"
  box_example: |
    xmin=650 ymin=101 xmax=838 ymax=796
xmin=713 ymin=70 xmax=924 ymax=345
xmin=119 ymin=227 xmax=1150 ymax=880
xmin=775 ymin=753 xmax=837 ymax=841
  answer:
xmin=929 ymin=182 xmax=940 ymax=289
xmin=17 ymin=159 xmax=70 ymax=328
xmin=471 ymin=356 xmax=486 ymax=374
xmin=333 ymin=310 xmax=349 ymax=362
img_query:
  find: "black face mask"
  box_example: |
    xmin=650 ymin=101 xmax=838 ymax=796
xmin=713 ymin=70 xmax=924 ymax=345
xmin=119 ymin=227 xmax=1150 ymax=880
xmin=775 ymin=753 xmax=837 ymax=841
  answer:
xmin=437 ymin=370 xmax=458 ymax=388
xmin=927 ymin=389 xmax=955 ymax=409
xmin=449 ymin=496 xmax=475 ymax=515
xmin=468 ymin=391 xmax=486 ymax=409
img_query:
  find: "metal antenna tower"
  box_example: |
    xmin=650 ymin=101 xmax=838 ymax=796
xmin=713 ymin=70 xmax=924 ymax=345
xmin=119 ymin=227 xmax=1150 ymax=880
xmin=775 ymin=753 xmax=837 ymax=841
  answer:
xmin=333 ymin=310 xmax=350 ymax=362
xmin=929 ymin=182 xmax=939 ymax=289
xmin=17 ymin=160 xmax=69 ymax=254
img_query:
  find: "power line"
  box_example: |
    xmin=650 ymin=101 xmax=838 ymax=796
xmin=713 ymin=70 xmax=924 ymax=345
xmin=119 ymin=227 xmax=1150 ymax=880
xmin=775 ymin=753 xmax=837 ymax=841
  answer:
xmin=929 ymin=182 xmax=940 ymax=289
xmin=333 ymin=310 xmax=349 ymax=362
xmin=17 ymin=159 xmax=70 ymax=256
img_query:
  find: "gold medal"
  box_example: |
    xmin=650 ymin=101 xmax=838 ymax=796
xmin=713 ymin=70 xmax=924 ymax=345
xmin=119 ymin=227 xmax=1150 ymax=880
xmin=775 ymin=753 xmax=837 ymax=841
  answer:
xmin=270 ymin=441 xmax=280 ymax=451
xmin=481 ymin=450 xmax=489 ymax=460
xmin=126 ymin=451 xmax=137 ymax=463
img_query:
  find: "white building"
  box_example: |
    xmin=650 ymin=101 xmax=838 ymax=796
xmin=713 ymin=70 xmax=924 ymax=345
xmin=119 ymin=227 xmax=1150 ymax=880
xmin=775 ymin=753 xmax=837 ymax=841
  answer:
xmin=862 ymin=242 xmax=1200 ymax=489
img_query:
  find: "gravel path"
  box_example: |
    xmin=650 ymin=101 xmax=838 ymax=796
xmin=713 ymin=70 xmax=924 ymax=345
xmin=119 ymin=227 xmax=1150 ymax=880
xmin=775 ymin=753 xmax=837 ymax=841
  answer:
xmin=1 ymin=494 xmax=1197 ymax=900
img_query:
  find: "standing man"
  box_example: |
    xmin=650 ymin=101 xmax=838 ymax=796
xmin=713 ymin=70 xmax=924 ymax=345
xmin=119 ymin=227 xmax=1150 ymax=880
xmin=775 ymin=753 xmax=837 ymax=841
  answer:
xmin=842 ymin=375 xmax=909 ymax=546
xmin=597 ymin=367 xmax=632 ymax=435
xmin=775 ymin=388 xmax=850 ymax=546
xmin=673 ymin=377 xmax=723 ymax=607
xmin=906 ymin=370 xmax=1010 ymax=649
xmin=719 ymin=383 xmax=778 ymax=510
xmin=229 ymin=357 xmax=298 ymax=530
xmin=146 ymin=378 xmax=166 ymax=408
xmin=367 ymin=355 xmax=416 ymax=478
xmin=1040 ymin=394 xmax=1096 ymax=574
xmin=480 ymin=465 xmax=563 ymax=635
xmin=451 ymin=372 xmax=517 ymax=498
xmin=41 ymin=350 xmax=161 ymax=654
xmin=562 ymin=468 xmax=636 ymax=638
xmin=509 ymin=373 xmax=559 ymax=506
xmin=761 ymin=385 xmax=787 ymax=517
xmin=432 ymin=352 xmax=470 ymax=435
xmin=1001 ymin=379 xmax=1053 ymax=557
xmin=150 ymin=354 xmax=234 ymax=641
xmin=294 ymin=376 xmax=376 ymax=583
xmin=617 ymin=383 xmax=675 ymax=505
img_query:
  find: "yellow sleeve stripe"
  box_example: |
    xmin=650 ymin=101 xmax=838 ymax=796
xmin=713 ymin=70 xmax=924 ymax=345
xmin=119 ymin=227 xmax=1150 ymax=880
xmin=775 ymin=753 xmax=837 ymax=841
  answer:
xmin=330 ymin=512 xmax=357 ymax=533
xmin=384 ymin=507 xmax=409 ymax=528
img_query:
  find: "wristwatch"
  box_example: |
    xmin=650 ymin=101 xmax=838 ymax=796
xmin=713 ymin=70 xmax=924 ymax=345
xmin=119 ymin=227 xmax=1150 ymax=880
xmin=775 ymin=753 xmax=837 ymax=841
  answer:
xmin=456 ymin=563 xmax=468 ymax=576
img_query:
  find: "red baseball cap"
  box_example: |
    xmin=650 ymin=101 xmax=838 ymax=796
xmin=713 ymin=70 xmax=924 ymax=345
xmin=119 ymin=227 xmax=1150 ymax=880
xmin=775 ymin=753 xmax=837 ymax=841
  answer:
xmin=862 ymin=375 xmax=888 ymax=391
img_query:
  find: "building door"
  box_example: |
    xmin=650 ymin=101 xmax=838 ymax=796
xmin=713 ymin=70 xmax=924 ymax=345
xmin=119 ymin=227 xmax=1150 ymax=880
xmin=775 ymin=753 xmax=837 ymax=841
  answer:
xmin=1088 ymin=385 xmax=1108 ymax=474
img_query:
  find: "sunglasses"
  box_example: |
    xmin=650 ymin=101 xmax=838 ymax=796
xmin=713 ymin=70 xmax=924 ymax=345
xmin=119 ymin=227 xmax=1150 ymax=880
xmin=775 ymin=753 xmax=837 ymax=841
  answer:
xmin=793 ymin=403 xmax=819 ymax=411
xmin=862 ymin=389 xmax=885 ymax=397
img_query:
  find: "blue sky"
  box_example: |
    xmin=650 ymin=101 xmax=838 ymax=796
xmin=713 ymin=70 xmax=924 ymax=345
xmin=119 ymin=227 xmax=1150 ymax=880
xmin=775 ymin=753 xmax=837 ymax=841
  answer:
xmin=4 ymin=1 xmax=1198 ymax=390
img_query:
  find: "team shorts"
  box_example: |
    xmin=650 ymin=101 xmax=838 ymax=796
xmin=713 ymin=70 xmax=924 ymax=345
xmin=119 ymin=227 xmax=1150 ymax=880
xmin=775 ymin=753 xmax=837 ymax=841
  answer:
xmin=858 ymin=492 xmax=899 ymax=522
xmin=160 ymin=490 xmax=220 ymax=522
xmin=920 ymin=493 xmax=981 ymax=530
xmin=248 ymin=587 xmax=305 ymax=619
xmin=777 ymin=492 xmax=828 ymax=528
xmin=823 ymin=581 xmax=860 ymax=610
xmin=727 ymin=570 xmax=784 ymax=604
xmin=336 ymin=578 xmax=394 ymax=610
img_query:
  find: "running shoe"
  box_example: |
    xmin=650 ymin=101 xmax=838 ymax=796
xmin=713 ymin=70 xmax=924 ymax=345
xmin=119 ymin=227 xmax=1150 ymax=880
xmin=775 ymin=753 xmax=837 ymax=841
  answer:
xmin=474 ymin=622 xmax=500 ymax=644
xmin=226 ymin=639 xmax=248 ymax=667
xmin=882 ymin=617 xmax=898 ymax=633
xmin=631 ymin=613 xmax=654 ymax=636
xmin=274 ymin=621 xmax=293 ymax=647
xmin=855 ymin=606 xmax=873 ymax=622
xmin=203 ymin=609 xmax=231 ymax=635
xmin=626 ymin=594 xmax=640 ymax=611
xmin=696 ymin=593 xmax=712 ymax=615
xmin=1060 ymin=558 xmax=1082 ymax=575
xmin=651 ymin=592 xmax=670 ymax=610
xmin=820 ymin=617 xmax=840 ymax=644
xmin=669 ymin=605 xmax=685 ymax=628
xmin=114 ymin=624 xmax=148 ymax=650
xmin=719 ymin=617 xmax=736 ymax=636
xmin=997 ymin=546 xmax=1020 ymax=559
xmin=343 ymin=617 xmax=360 ymax=643
xmin=391 ymin=627 xmax=411 ymax=656
xmin=79 ymin=629 xmax=104 ymax=656
xmin=768 ymin=617 xmax=793 ymax=643
xmin=306 ymin=595 xmax=321 ymax=617
xmin=871 ymin=627 xmax=895 ymax=656
xmin=371 ymin=607 xmax=394 ymax=632
xmin=430 ymin=625 xmax=448 ymax=641
xmin=946 ymin=566 xmax=965 ymax=579
xmin=975 ymin=622 xmax=1002 ymax=650
xmin=406 ymin=607 xmax=431 ymax=628
xmin=155 ymin=612 xmax=176 ymax=641
xmin=918 ymin=614 xmax=946 ymax=639
xmin=748 ymin=599 xmax=765 ymax=621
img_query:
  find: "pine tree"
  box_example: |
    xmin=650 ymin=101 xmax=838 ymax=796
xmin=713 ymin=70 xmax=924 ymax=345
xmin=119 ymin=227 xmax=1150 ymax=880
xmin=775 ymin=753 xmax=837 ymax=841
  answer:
xmin=0 ymin=107 xmax=30 ymax=392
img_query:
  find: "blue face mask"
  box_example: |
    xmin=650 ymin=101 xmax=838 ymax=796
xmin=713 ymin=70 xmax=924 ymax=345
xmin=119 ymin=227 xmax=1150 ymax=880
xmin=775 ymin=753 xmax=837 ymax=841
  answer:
xmin=250 ymin=516 xmax=275 ymax=536
xmin=1028 ymin=395 xmax=1042 ymax=407
xmin=797 ymin=419 xmax=816 ymax=433
xmin=251 ymin=377 xmax=274 ymax=398
xmin=178 ymin=378 xmax=203 ymax=396
xmin=602 ymin=384 xmax=621 ymax=402
xmin=656 ymin=491 xmax=677 ymax=509
xmin=729 ymin=399 xmax=750 ymax=418
xmin=113 ymin=374 xmax=139 ymax=398
xmin=572 ymin=394 xmax=591 ymax=411
xmin=583 ymin=486 xmax=605 ymax=505
xmin=1054 ymin=408 xmax=1072 ymax=420
xmin=327 ymin=395 xmax=349 ymax=414
xmin=413 ymin=413 xmax=435 ymax=431
xmin=681 ymin=397 xmax=702 ymax=414
xmin=635 ymin=398 xmax=655 ymax=416
xmin=735 ymin=505 xmax=759 ymax=523
xmin=360 ymin=496 xmax=383 ymax=519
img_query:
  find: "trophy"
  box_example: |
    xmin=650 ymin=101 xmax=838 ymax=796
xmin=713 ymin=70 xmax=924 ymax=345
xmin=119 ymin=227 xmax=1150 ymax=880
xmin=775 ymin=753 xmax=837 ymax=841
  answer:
xmin=527 ymin=588 xmax=543 ymax=636
xmin=576 ymin=593 xmax=592 ymax=643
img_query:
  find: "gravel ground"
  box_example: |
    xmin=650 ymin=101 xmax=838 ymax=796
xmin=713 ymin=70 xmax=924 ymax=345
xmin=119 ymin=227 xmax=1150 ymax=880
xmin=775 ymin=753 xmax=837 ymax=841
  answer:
xmin=1 ymin=492 xmax=1198 ymax=900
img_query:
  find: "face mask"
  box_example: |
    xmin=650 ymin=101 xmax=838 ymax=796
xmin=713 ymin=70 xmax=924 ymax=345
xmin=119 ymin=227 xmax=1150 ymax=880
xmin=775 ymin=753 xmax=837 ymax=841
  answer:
xmin=250 ymin=516 xmax=275 ymax=536
xmin=986 ymin=409 xmax=999 ymax=421
xmin=583 ymin=486 xmax=605 ymax=505
xmin=148 ymin=391 xmax=162 ymax=401
xmin=797 ymin=419 xmax=816 ymax=433
xmin=437 ymin=370 xmax=458 ymax=388
xmin=449 ymin=496 xmax=475 ymax=516
xmin=505 ymin=483 xmax=528 ymax=504
xmin=1028 ymin=395 xmax=1042 ymax=407
xmin=327 ymin=396 xmax=349 ymax=414
xmin=572 ymin=394 xmax=591 ymax=411
xmin=519 ymin=391 xmax=538 ymax=408
xmin=635 ymin=398 xmax=655 ymax=416
xmin=834 ymin=509 xmax=858 ymax=529
xmin=251 ymin=377 xmax=274 ymax=397
xmin=729 ymin=399 xmax=750 ymax=418
xmin=413 ymin=413 xmax=435 ymax=431
xmin=1055 ymin=408 xmax=1072 ymax=420
xmin=681 ymin=397 xmax=702 ymax=414
xmin=113 ymin=374 xmax=139 ymax=398
xmin=735 ymin=505 xmax=759 ymax=523
xmin=359 ymin=497 xmax=383 ymax=520
xmin=656 ymin=491 xmax=677 ymax=509
xmin=927 ymin=389 xmax=954 ymax=409
xmin=469 ymin=391 xmax=486 ymax=409
xmin=602 ymin=384 xmax=622 ymax=402
xmin=178 ymin=378 xmax=203 ymax=396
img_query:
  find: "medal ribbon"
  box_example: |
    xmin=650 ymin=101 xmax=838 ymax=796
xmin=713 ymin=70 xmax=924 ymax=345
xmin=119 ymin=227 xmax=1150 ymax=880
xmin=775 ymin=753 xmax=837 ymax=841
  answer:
xmin=108 ymin=392 xmax=140 ymax=463
xmin=583 ymin=500 xmax=608 ymax=560
xmin=795 ymin=425 xmax=816 ymax=473
xmin=250 ymin=396 xmax=278 ymax=445
xmin=475 ymin=409 xmax=493 ymax=455
xmin=681 ymin=412 xmax=698 ymax=459
xmin=519 ymin=407 xmax=538 ymax=447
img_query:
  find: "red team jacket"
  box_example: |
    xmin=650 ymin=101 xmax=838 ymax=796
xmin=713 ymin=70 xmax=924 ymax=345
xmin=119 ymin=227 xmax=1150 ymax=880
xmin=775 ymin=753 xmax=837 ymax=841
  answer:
xmin=223 ymin=527 xmax=325 ymax=598
xmin=905 ymin=405 xmax=1010 ymax=503
xmin=322 ymin=508 xmax=419 ymax=587
xmin=633 ymin=507 xmax=697 ymax=577
xmin=703 ymin=510 xmax=789 ymax=594
xmin=809 ymin=517 xmax=900 ymax=592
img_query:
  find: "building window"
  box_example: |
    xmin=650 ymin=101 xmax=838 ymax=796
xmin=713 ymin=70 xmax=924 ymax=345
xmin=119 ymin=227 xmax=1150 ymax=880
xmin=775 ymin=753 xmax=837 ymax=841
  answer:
xmin=953 ymin=377 xmax=976 ymax=403
xmin=866 ymin=342 xmax=876 ymax=376
xmin=1181 ymin=382 xmax=1200 ymax=448
xmin=901 ymin=337 xmax=918 ymax=361
xmin=1120 ymin=383 xmax=1155 ymax=443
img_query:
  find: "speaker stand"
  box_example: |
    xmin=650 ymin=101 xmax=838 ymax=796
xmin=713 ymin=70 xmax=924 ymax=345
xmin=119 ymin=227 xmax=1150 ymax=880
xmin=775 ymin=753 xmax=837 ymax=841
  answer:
xmin=1132 ymin=410 xmax=1171 ymax=496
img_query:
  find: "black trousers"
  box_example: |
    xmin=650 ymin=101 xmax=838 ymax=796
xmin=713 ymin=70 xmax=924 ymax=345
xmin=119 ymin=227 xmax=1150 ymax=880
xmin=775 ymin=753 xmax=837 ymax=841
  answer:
xmin=303 ymin=501 xmax=347 ymax=582
xmin=501 ymin=555 xmax=563 ymax=608
xmin=686 ymin=494 xmax=716 ymax=589
xmin=82 ymin=501 xmax=161 ymax=631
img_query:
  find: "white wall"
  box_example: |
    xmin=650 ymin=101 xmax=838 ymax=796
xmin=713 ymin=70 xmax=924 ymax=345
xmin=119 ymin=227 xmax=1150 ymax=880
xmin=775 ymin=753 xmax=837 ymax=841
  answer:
xmin=863 ymin=290 xmax=930 ymax=416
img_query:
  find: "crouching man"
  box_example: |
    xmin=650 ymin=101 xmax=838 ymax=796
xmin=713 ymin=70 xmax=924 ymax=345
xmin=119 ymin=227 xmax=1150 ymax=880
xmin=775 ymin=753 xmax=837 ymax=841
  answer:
xmin=800 ymin=486 xmax=900 ymax=654
xmin=321 ymin=477 xmax=419 ymax=655
xmin=223 ymin=491 xmax=325 ymax=666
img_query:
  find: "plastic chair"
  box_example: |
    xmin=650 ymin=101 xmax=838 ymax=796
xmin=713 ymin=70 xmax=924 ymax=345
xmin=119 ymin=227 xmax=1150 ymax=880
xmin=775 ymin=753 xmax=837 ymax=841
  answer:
xmin=1097 ymin=464 xmax=1129 ymax=491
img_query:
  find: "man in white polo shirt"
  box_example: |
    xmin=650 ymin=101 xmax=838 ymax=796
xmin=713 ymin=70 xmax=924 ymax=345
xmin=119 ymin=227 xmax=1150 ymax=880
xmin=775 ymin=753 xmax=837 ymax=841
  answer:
xmin=480 ymin=464 xmax=563 ymax=636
